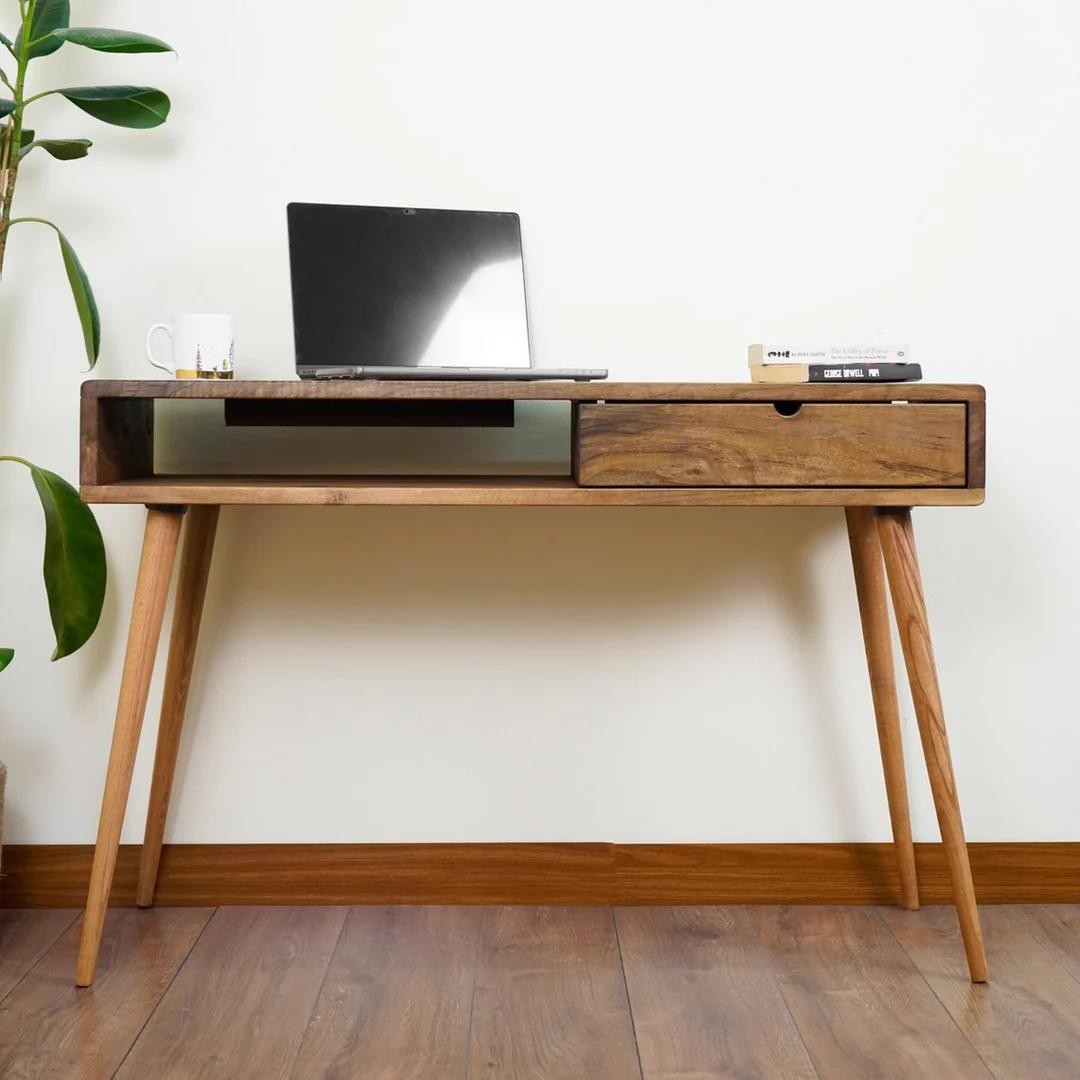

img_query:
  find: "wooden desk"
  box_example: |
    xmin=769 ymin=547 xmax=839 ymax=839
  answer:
xmin=74 ymin=379 xmax=988 ymax=986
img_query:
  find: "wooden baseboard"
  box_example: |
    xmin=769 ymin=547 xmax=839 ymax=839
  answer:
xmin=1 ymin=842 xmax=1077 ymax=908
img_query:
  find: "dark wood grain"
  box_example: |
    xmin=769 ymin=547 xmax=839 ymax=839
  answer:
xmin=80 ymin=476 xmax=986 ymax=507
xmin=883 ymin=905 xmax=1080 ymax=1078
xmin=292 ymin=906 xmax=481 ymax=1080
xmin=4 ymin=843 xmax=1080 ymax=907
xmin=115 ymin=906 xmax=346 ymax=1079
xmin=0 ymin=910 xmax=79 ymax=1000
xmin=82 ymin=378 xmax=986 ymax=402
xmin=577 ymin=403 xmax=968 ymax=487
xmin=967 ymin=398 xmax=986 ymax=488
xmin=466 ymin=907 xmax=641 ymax=1079
xmin=5 ymin=903 xmax=1080 ymax=1074
xmin=79 ymin=396 xmax=153 ymax=486
xmin=616 ymin=906 xmax=816 ymax=1079
xmin=755 ymin=906 xmax=990 ymax=1078
xmin=0 ymin=908 xmax=211 ymax=1079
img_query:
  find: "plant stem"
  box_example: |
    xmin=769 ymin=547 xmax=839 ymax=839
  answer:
xmin=0 ymin=0 xmax=36 ymax=279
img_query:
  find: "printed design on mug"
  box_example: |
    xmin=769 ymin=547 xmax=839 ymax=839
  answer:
xmin=147 ymin=315 xmax=235 ymax=379
xmin=194 ymin=343 xmax=235 ymax=379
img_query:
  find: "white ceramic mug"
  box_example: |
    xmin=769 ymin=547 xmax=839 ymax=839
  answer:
xmin=146 ymin=313 xmax=235 ymax=379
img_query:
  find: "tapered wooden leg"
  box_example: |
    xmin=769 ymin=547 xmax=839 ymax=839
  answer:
xmin=136 ymin=506 xmax=220 ymax=909
xmin=877 ymin=508 xmax=988 ymax=983
xmin=75 ymin=508 xmax=185 ymax=987
xmin=845 ymin=507 xmax=919 ymax=911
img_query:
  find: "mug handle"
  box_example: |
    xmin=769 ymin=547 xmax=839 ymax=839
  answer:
xmin=146 ymin=323 xmax=174 ymax=375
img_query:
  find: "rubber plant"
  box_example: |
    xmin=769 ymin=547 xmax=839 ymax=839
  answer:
xmin=0 ymin=1 xmax=173 ymax=671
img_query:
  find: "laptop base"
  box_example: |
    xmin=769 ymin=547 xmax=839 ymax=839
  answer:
xmin=299 ymin=366 xmax=608 ymax=381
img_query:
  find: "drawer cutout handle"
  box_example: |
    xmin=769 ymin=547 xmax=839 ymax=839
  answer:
xmin=773 ymin=401 xmax=803 ymax=417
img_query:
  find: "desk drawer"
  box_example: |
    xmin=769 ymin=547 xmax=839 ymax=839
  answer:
xmin=575 ymin=403 xmax=968 ymax=487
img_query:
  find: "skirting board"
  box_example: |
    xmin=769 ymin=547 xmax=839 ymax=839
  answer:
xmin=2 ymin=843 xmax=1078 ymax=908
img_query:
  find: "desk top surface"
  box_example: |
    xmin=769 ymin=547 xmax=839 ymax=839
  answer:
xmin=83 ymin=379 xmax=984 ymax=403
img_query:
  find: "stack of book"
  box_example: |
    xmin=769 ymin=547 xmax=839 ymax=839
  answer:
xmin=747 ymin=344 xmax=921 ymax=384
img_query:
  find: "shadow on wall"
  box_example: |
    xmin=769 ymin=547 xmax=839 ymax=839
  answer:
xmin=185 ymin=505 xmax=863 ymax=829
xmin=203 ymin=504 xmax=841 ymax=636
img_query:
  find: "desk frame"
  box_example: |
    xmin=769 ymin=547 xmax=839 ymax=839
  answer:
xmin=73 ymin=381 xmax=988 ymax=985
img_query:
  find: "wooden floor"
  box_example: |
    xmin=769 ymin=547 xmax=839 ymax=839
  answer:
xmin=2 ymin=905 xmax=1079 ymax=1078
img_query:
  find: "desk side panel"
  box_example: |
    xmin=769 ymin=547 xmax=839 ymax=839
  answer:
xmin=80 ymin=397 xmax=154 ymax=487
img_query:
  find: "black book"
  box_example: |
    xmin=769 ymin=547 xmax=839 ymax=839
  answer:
xmin=750 ymin=362 xmax=922 ymax=384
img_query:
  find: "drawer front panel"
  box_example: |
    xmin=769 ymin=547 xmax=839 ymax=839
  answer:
xmin=576 ymin=403 xmax=968 ymax=487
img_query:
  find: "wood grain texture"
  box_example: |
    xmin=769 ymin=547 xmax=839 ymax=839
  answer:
xmin=466 ymin=907 xmax=641 ymax=1079
xmin=878 ymin=508 xmax=987 ymax=982
xmin=4 ymin=843 xmax=1080 ymax=908
xmin=82 ymin=378 xmax=986 ymax=402
xmin=0 ymin=910 xmax=78 ymax=1000
xmin=292 ymin=906 xmax=481 ymax=1080
xmin=79 ymin=396 xmax=153 ymax=486
xmin=76 ymin=509 xmax=184 ymax=987
xmin=967 ymin=398 xmax=986 ymax=488
xmin=1024 ymin=904 xmax=1080 ymax=984
xmin=755 ymin=906 xmax=991 ymax=1078
xmin=137 ymin=506 xmax=220 ymax=908
xmin=883 ymin=905 xmax=1080 ymax=1079
xmin=80 ymin=476 xmax=986 ymax=507
xmin=115 ymin=906 xmax=346 ymax=1079
xmin=616 ymin=906 xmax=816 ymax=1079
xmin=846 ymin=507 xmax=919 ymax=910
xmin=577 ymin=403 xmax=968 ymax=487
xmin=0 ymin=908 xmax=211 ymax=1079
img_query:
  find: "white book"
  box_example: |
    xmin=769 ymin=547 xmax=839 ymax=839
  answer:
xmin=749 ymin=344 xmax=910 ymax=366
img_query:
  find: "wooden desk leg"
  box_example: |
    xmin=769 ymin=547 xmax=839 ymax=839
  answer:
xmin=136 ymin=506 xmax=220 ymax=908
xmin=845 ymin=507 xmax=919 ymax=911
xmin=75 ymin=508 xmax=185 ymax=987
xmin=877 ymin=508 xmax=988 ymax=983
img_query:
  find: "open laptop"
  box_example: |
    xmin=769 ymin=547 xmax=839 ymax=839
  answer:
xmin=287 ymin=203 xmax=607 ymax=381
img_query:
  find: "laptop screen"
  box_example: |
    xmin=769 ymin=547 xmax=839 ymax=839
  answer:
xmin=287 ymin=203 xmax=531 ymax=371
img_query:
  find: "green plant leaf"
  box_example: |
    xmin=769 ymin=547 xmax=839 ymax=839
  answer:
xmin=20 ymin=137 xmax=92 ymax=160
xmin=54 ymin=229 xmax=100 ymax=364
xmin=50 ymin=27 xmax=174 ymax=54
xmin=0 ymin=98 xmax=14 ymax=117
xmin=58 ymin=85 xmax=170 ymax=128
xmin=30 ymin=465 xmax=106 ymax=660
xmin=0 ymin=29 xmax=13 ymax=51
xmin=0 ymin=647 xmax=13 ymax=672
xmin=19 ymin=127 xmax=35 ymax=147
xmin=0 ymin=458 xmax=106 ymax=662
xmin=14 ymin=0 xmax=70 ymax=59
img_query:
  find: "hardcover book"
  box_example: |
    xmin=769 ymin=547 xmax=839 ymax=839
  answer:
xmin=749 ymin=344 xmax=910 ymax=366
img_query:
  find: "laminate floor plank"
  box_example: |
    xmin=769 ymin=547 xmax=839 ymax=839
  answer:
xmin=615 ymin=906 xmax=816 ymax=1079
xmin=0 ymin=908 xmax=212 ymax=1080
xmin=0 ymin=910 xmax=80 ymax=1001
xmin=115 ymin=905 xmax=346 ymax=1080
xmin=466 ymin=906 xmax=641 ymax=1080
xmin=291 ymin=905 xmax=481 ymax=1080
xmin=754 ymin=906 xmax=990 ymax=1079
xmin=883 ymin=904 xmax=1080 ymax=1079
xmin=1023 ymin=905 xmax=1080 ymax=986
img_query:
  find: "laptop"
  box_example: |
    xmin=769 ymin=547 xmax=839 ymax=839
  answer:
xmin=287 ymin=203 xmax=607 ymax=381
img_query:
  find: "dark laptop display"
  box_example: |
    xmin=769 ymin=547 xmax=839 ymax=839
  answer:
xmin=287 ymin=203 xmax=532 ymax=374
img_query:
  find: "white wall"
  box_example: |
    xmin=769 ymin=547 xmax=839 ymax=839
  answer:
xmin=1 ymin=0 xmax=1078 ymax=844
